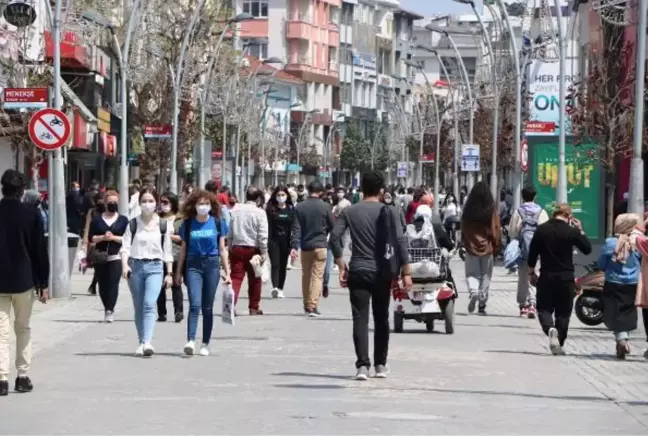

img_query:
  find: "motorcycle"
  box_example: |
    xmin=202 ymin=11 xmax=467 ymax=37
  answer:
xmin=574 ymin=261 xmax=604 ymax=326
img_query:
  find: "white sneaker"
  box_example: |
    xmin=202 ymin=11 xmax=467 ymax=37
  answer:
xmin=271 ymin=288 xmax=285 ymax=299
xmin=184 ymin=340 xmax=195 ymax=356
xmin=104 ymin=311 xmax=114 ymax=323
xmin=142 ymin=343 xmax=155 ymax=357
xmin=199 ymin=344 xmax=210 ymax=356
xmin=135 ymin=344 xmax=144 ymax=356
xmin=548 ymin=328 xmax=562 ymax=355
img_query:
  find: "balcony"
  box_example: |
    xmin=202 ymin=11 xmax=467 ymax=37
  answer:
xmin=328 ymin=27 xmax=340 ymax=47
xmin=286 ymin=20 xmax=312 ymax=40
xmin=328 ymin=61 xmax=339 ymax=73
xmin=285 ymin=55 xmax=313 ymax=73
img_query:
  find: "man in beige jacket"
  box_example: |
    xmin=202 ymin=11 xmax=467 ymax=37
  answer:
xmin=508 ymin=186 xmax=549 ymax=318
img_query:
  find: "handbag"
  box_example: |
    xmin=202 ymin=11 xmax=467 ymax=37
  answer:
xmin=87 ymin=245 xmax=109 ymax=265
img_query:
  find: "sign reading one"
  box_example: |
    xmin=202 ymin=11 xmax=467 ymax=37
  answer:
xmin=143 ymin=124 xmax=172 ymax=139
xmin=461 ymin=144 xmax=480 ymax=172
xmin=28 ymin=108 xmax=71 ymax=151
xmin=3 ymin=88 xmax=48 ymax=110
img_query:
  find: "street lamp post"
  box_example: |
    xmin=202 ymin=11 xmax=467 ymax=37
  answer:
xmin=295 ymin=110 xmax=318 ymax=184
xmin=426 ymin=24 xmax=475 ymax=192
xmin=324 ymin=115 xmax=345 ymax=185
xmin=406 ymin=61 xmax=442 ymax=215
xmin=554 ymin=0 xmax=568 ymax=204
xmin=392 ymin=73 xmax=425 ymax=186
xmin=496 ymin=0 xmax=523 ymax=210
xmin=455 ymin=0 xmax=500 ymax=199
xmin=417 ymin=45 xmax=460 ymax=201
xmin=169 ymin=0 xmax=207 ymax=193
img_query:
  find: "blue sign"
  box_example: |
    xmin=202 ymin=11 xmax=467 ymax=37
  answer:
xmin=286 ymin=163 xmax=301 ymax=172
xmin=352 ymin=52 xmax=376 ymax=70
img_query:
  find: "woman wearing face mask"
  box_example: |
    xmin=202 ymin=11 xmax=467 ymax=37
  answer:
xmin=266 ymin=186 xmax=296 ymax=299
xmin=382 ymin=190 xmax=407 ymax=232
xmin=88 ymin=190 xmax=129 ymax=322
xmin=120 ymin=188 xmax=173 ymax=356
xmin=175 ymin=189 xmax=231 ymax=356
xmin=156 ymin=192 xmax=184 ymax=323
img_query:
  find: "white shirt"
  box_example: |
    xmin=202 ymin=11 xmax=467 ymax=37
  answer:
xmin=442 ymin=203 xmax=460 ymax=221
xmin=128 ymin=193 xmax=141 ymax=219
xmin=120 ymin=215 xmax=173 ymax=263
xmin=227 ymin=201 xmax=269 ymax=254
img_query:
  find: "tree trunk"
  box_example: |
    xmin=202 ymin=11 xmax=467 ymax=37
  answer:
xmin=606 ymin=181 xmax=615 ymax=237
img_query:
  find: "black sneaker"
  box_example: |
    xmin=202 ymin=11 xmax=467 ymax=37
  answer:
xmin=157 ymin=315 xmax=167 ymax=322
xmin=174 ymin=312 xmax=184 ymax=323
xmin=0 ymin=380 xmax=8 ymax=396
xmin=478 ymin=306 xmax=487 ymax=316
xmin=14 ymin=376 xmax=33 ymax=393
xmin=87 ymin=286 xmax=97 ymax=295
xmin=322 ymin=285 xmax=329 ymax=298
xmin=306 ymin=308 xmax=322 ymax=317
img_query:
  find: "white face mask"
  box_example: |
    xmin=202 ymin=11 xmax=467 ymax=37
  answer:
xmin=352 ymin=189 xmax=357 ymax=194
xmin=140 ymin=202 xmax=156 ymax=214
xmin=196 ymin=204 xmax=211 ymax=216
xmin=337 ymin=192 xmax=344 ymax=199
xmin=277 ymin=195 xmax=287 ymax=204
xmin=160 ymin=204 xmax=171 ymax=213
xmin=384 ymin=197 xmax=393 ymax=204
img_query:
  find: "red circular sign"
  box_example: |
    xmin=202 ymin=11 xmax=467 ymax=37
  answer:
xmin=28 ymin=108 xmax=71 ymax=151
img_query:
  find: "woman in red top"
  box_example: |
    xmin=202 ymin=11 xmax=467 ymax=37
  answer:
xmin=405 ymin=189 xmax=424 ymax=224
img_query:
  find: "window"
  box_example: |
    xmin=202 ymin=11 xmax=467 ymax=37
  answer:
xmin=247 ymin=42 xmax=268 ymax=60
xmin=242 ymin=1 xmax=268 ymax=18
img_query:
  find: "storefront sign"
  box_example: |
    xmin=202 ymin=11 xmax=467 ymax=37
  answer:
xmin=3 ymin=87 xmax=48 ymax=109
xmin=530 ymin=141 xmax=601 ymax=239
xmin=97 ymin=107 xmax=111 ymax=133
xmin=143 ymin=124 xmax=172 ymax=139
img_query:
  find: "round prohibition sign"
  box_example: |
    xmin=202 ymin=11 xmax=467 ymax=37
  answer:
xmin=28 ymin=108 xmax=71 ymax=151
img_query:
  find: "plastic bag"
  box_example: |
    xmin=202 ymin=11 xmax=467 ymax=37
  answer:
xmin=261 ymin=260 xmax=271 ymax=283
xmin=503 ymin=238 xmax=522 ymax=269
xmin=250 ymin=254 xmax=263 ymax=277
xmin=75 ymin=248 xmax=87 ymax=272
xmin=221 ymin=283 xmax=235 ymax=325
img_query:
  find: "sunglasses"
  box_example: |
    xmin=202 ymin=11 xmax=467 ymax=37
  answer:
xmin=160 ymin=200 xmax=170 ymax=205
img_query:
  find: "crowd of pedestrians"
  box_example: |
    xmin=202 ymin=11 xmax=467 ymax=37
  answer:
xmin=3 ymin=166 xmax=648 ymax=397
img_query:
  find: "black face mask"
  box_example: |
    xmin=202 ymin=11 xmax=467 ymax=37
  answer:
xmin=106 ymin=203 xmax=118 ymax=213
xmin=96 ymin=203 xmax=106 ymax=213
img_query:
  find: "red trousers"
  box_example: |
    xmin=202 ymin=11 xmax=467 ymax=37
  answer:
xmin=230 ymin=246 xmax=262 ymax=310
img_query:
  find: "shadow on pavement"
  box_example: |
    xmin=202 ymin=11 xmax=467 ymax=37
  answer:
xmin=274 ymin=383 xmax=346 ymax=390
xmin=484 ymin=349 xmax=553 ymax=357
xmin=273 ymin=380 xmax=609 ymax=403
xmin=273 ymin=371 xmax=352 ymax=380
xmin=75 ymin=352 xmax=185 ymax=358
xmin=53 ymin=319 xmax=133 ymax=323
xmin=216 ymin=336 xmax=270 ymax=341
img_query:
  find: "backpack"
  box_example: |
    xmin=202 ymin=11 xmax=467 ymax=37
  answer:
xmin=181 ymin=215 xmax=223 ymax=249
xmin=130 ymin=218 xmax=167 ymax=249
xmin=376 ymin=205 xmax=405 ymax=281
xmin=517 ymin=207 xmax=542 ymax=260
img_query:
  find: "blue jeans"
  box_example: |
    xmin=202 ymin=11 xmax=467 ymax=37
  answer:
xmin=323 ymin=248 xmax=334 ymax=287
xmin=185 ymin=255 xmax=220 ymax=344
xmin=128 ymin=259 xmax=164 ymax=344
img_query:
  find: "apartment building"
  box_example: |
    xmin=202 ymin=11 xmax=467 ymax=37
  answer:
xmin=237 ymin=0 xmax=341 ymax=176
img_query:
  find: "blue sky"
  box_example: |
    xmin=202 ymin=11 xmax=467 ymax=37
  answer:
xmin=401 ymin=0 xmax=484 ymax=17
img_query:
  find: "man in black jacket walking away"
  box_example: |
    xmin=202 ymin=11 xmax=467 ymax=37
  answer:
xmin=290 ymin=181 xmax=334 ymax=317
xmin=0 ymin=170 xmax=49 ymax=397
xmin=527 ymin=203 xmax=591 ymax=355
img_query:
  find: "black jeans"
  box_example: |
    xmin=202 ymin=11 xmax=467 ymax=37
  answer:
xmin=268 ymin=237 xmax=290 ymax=290
xmin=157 ymin=261 xmax=183 ymax=317
xmin=348 ymin=271 xmax=391 ymax=368
xmin=536 ymin=274 xmax=575 ymax=346
xmin=643 ymin=308 xmax=648 ymax=342
xmin=95 ymin=260 xmax=122 ymax=312
xmin=89 ymin=268 xmax=99 ymax=291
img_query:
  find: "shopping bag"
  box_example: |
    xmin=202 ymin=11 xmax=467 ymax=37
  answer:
xmin=261 ymin=260 xmax=271 ymax=283
xmin=221 ymin=283 xmax=235 ymax=325
xmin=503 ymin=238 xmax=521 ymax=269
xmin=75 ymin=248 xmax=87 ymax=272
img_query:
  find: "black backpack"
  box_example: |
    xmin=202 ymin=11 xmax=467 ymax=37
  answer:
xmin=129 ymin=218 xmax=168 ymax=248
xmin=376 ymin=205 xmax=405 ymax=281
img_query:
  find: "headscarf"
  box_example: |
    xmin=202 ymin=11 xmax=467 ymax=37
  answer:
xmin=23 ymin=189 xmax=41 ymax=206
xmin=420 ymin=194 xmax=434 ymax=206
xmin=613 ymin=213 xmax=641 ymax=263
xmin=216 ymin=193 xmax=229 ymax=208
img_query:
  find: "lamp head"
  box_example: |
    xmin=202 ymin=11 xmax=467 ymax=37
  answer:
xmin=231 ymin=13 xmax=254 ymax=23
xmin=452 ymin=0 xmax=473 ymax=4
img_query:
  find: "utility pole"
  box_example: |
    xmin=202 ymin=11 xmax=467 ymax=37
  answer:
xmin=554 ymin=0 xmax=568 ymax=204
xmin=629 ymin=0 xmax=647 ymax=215
xmin=51 ymin=0 xmax=70 ymax=298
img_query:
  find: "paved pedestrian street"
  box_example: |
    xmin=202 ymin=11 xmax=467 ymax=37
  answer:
xmin=1 ymin=260 xmax=647 ymax=434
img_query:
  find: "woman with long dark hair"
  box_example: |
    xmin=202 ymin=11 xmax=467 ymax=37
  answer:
xmin=460 ymin=182 xmax=501 ymax=315
xmin=266 ymin=186 xmax=295 ymax=299
xmin=156 ymin=191 xmax=184 ymax=322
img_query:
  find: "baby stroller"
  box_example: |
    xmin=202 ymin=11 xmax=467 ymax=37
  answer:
xmin=392 ymin=217 xmax=457 ymax=334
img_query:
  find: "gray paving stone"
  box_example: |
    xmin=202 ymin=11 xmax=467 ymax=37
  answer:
xmin=0 ymin=260 xmax=646 ymax=434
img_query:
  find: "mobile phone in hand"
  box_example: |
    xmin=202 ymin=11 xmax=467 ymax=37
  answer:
xmin=127 ymin=270 xmax=132 ymax=279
